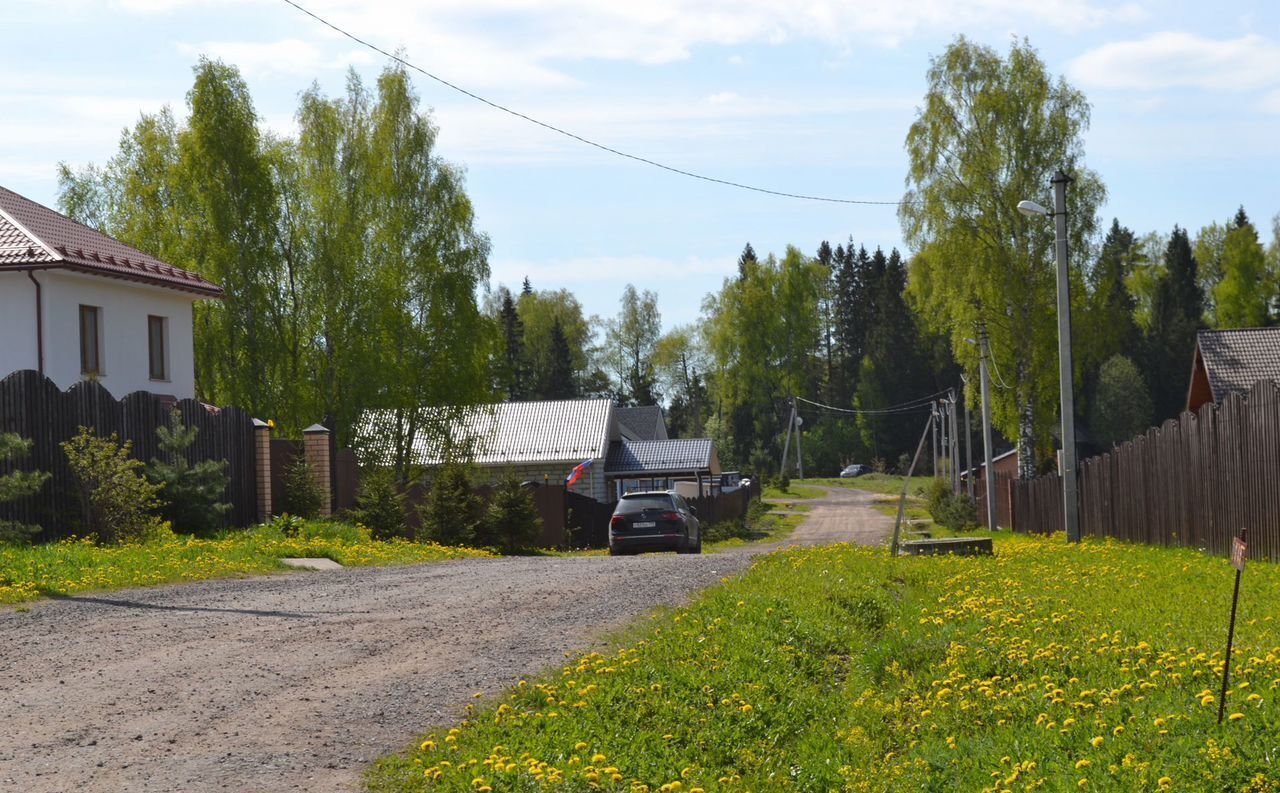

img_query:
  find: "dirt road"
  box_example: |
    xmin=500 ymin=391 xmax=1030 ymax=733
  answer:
xmin=0 ymin=487 xmax=889 ymax=793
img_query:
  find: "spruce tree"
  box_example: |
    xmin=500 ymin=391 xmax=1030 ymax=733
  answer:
xmin=147 ymin=409 xmax=231 ymax=534
xmin=484 ymin=473 xmax=542 ymax=552
xmin=0 ymin=434 xmax=50 ymax=544
xmin=1146 ymin=227 xmax=1204 ymax=422
xmin=737 ymin=242 xmax=757 ymax=281
xmin=543 ymin=317 xmax=577 ymax=399
xmin=498 ymin=290 xmax=529 ymax=400
xmin=419 ymin=462 xmax=481 ymax=546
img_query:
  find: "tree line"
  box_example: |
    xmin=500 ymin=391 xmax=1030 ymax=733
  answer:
xmin=55 ymin=43 xmax=1280 ymax=481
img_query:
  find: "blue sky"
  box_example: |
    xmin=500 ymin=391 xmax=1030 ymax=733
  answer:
xmin=4 ymin=0 xmax=1279 ymax=330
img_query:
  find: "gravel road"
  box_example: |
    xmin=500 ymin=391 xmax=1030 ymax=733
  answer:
xmin=0 ymin=486 xmax=889 ymax=793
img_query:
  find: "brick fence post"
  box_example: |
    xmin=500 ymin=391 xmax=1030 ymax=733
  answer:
xmin=253 ymin=419 xmax=272 ymax=523
xmin=304 ymin=424 xmax=332 ymax=517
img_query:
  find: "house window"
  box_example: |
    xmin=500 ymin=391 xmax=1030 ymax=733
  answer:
xmin=148 ymin=315 xmax=169 ymax=381
xmin=79 ymin=305 xmax=102 ymax=376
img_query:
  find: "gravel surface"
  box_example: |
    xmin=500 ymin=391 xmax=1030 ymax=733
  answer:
xmin=0 ymin=486 xmax=889 ymax=793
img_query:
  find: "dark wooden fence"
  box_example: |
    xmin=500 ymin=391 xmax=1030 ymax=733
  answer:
xmin=0 ymin=370 xmax=258 ymax=540
xmin=1010 ymin=379 xmax=1280 ymax=561
xmin=975 ymin=471 xmax=1016 ymax=529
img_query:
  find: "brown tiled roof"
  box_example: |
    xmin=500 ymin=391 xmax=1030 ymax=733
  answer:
xmin=0 ymin=185 xmax=222 ymax=297
xmin=1196 ymin=328 xmax=1280 ymax=403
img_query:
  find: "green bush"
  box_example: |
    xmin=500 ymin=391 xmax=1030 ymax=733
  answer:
xmin=266 ymin=513 xmax=305 ymax=537
xmin=925 ymin=476 xmax=979 ymax=532
xmin=279 ymin=453 xmax=323 ymax=519
xmin=147 ymin=409 xmax=230 ymax=535
xmin=353 ymin=467 xmax=407 ymax=540
xmin=419 ymin=462 xmax=482 ymax=545
xmin=778 ymin=474 xmax=791 ymax=492
xmin=483 ymin=474 xmax=542 ymax=552
xmin=62 ymin=427 xmax=170 ymax=544
xmin=0 ymin=433 xmax=50 ymax=544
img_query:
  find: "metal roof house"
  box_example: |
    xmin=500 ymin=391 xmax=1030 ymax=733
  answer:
xmin=604 ymin=438 xmax=721 ymax=497
xmin=0 ymin=185 xmax=222 ymax=400
xmin=1187 ymin=328 xmax=1280 ymax=412
xmin=357 ymin=399 xmax=718 ymax=504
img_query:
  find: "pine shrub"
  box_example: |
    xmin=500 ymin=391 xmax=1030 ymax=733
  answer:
xmin=280 ymin=453 xmax=323 ymax=519
xmin=484 ymin=474 xmax=542 ymax=552
xmin=418 ymin=462 xmax=482 ymax=545
xmin=147 ymin=409 xmax=230 ymax=535
xmin=0 ymin=433 xmax=50 ymax=544
xmin=354 ymin=467 xmax=407 ymax=540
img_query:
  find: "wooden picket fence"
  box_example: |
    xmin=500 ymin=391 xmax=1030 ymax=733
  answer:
xmin=0 ymin=370 xmax=258 ymax=540
xmin=1011 ymin=379 xmax=1280 ymax=561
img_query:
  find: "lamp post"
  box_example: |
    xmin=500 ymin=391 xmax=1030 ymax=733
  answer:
xmin=1017 ymin=170 xmax=1080 ymax=543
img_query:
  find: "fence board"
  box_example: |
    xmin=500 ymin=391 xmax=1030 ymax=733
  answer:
xmin=1012 ymin=381 xmax=1280 ymax=561
xmin=0 ymin=370 xmax=258 ymax=539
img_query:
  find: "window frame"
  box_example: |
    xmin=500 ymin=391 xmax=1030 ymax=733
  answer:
xmin=79 ymin=305 xmax=102 ymax=376
xmin=147 ymin=314 xmax=169 ymax=382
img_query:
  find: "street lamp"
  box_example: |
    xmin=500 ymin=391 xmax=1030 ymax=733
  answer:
xmin=1018 ymin=170 xmax=1080 ymax=543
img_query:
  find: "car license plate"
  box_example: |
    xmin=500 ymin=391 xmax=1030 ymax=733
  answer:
xmin=633 ymin=521 xmax=656 ymax=529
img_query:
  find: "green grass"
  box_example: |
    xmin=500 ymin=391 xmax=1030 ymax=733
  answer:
xmin=367 ymin=533 xmax=1280 ymax=792
xmin=808 ymin=472 xmax=934 ymax=498
xmin=0 ymin=522 xmax=493 ymax=605
xmin=703 ymin=505 xmax=806 ymax=552
xmin=761 ymin=482 xmax=825 ymax=501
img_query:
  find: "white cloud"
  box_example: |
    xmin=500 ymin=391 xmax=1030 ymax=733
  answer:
xmin=120 ymin=0 xmax=1145 ymax=86
xmin=707 ymin=91 xmax=738 ymax=105
xmin=1069 ymin=32 xmax=1280 ymax=92
xmin=175 ymin=39 xmax=374 ymax=79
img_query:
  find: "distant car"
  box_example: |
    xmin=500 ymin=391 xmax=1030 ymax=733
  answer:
xmin=609 ymin=491 xmax=701 ymax=556
xmin=840 ymin=464 xmax=870 ymax=478
xmin=739 ymin=477 xmax=753 ymax=490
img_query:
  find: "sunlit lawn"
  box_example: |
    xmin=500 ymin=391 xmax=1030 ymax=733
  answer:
xmin=0 ymin=523 xmax=492 ymax=605
xmin=368 ymin=532 xmax=1278 ymax=792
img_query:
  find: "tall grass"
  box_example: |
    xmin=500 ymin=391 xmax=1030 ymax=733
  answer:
xmin=369 ymin=533 xmax=1280 ymax=792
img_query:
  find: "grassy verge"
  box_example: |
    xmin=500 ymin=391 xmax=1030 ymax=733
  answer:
xmin=0 ymin=522 xmax=493 ymax=605
xmin=760 ymin=482 xmax=825 ymax=501
xmin=703 ymin=503 xmax=806 ymax=552
xmin=368 ymin=533 xmax=1280 ymax=792
xmin=808 ymin=473 xmax=934 ymax=498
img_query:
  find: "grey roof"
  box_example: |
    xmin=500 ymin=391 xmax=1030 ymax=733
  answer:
xmin=0 ymin=184 xmax=222 ymax=296
xmin=357 ymin=399 xmax=614 ymax=466
xmin=605 ymin=439 xmax=714 ymax=475
xmin=1196 ymin=328 xmax=1280 ymax=403
xmin=615 ymin=405 xmax=668 ymax=441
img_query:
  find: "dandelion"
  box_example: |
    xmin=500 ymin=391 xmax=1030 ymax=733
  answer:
xmin=1075 ymin=760 xmax=1091 ymax=769
xmin=1091 ymin=736 xmax=1104 ymax=748
xmin=1228 ymin=712 xmax=1244 ymax=721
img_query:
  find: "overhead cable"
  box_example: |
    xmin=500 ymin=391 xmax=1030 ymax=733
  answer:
xmin=794 ymin=390 xmax=949 ymax=416
xmin=278 ymin=0 xmax=910 ymax=206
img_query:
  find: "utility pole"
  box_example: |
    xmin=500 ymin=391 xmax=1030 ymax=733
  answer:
xmin=979 ymin=325 xmax=997 ymax=530
xmin=961 ymin=377 xmax=974 ymax=499
xmin=949 ymin=391 xmax=960 ymax=494
xmin=795 ymin=414 xmax=805 ymax=480
xmin=779 ymin=397 xmax=795 ymax=479
xmin=1052 ymin=170 xmax=1081 ymax=543
xmin=931 ymin=402 xmax=940 ymax=478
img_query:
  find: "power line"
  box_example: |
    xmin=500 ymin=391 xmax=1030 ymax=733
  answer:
xmin=794 ymin=390 xmax=949 ymax=416
xmin=278 ymin=0 xmax=911 ymax=207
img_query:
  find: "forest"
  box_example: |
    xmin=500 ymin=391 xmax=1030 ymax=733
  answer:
xmin=55 ymin=40 xmax=1280 ymax=479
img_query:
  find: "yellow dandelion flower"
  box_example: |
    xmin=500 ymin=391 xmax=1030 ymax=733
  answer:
xmin=1075 ymin=759 xmax=1091 ymax=769
xmin=1229 ymin=712 xmax=1245 ymax=721
xmin=1091 ymin=736 xmax=1104 ymax=748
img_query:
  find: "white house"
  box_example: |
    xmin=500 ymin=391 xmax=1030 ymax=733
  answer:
xmin=0 ymin=185 xmax=222 ymax=400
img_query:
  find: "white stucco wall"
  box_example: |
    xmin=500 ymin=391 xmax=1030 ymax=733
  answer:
xmin=0 ymin=272 xmax=39 ymax=376
xmin=0 ymin=269 xmax=201 ymax=399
